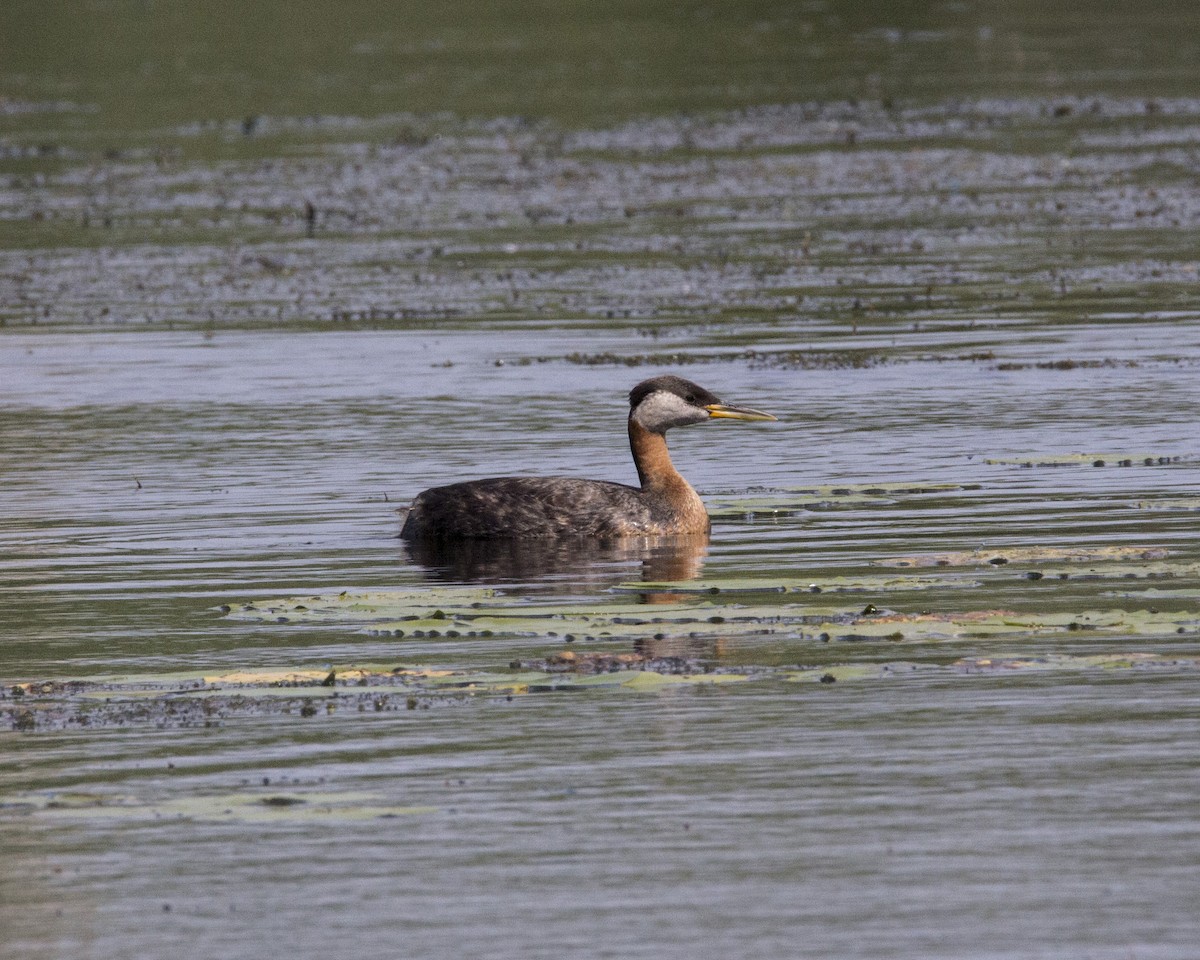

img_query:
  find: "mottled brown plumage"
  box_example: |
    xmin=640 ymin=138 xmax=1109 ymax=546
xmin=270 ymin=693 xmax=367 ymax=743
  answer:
xmin=400 ymin=375 xmax=775 ymax=541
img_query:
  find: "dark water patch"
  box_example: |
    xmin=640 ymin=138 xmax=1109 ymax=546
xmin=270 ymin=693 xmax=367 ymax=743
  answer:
xmin=4 ymin=95 xmax=1200 ymax=344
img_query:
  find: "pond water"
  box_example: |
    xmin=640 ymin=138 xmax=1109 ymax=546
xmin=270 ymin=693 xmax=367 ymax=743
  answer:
xmin=3 ymin=3 xmax=1200 ymax=958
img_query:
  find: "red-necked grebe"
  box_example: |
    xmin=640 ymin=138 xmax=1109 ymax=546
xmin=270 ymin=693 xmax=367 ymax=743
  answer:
xmin=400 ymin=375 xmax=776 ymax=540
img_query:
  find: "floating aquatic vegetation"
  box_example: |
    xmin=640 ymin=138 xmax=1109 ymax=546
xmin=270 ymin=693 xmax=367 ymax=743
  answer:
xmin=1 ymin=661 xmax=757 ymax=733
xmin=875 ymin=546 xmax=1200 ymax=589
xmin=784 ymin=652 xmax=1200 ymax=683
xmin=709 ymin=482 xmax=982 ymax=517
xmin=756 ymin=607 xmax=1200 ymax=644
xmin=8 ymin=643 xmax=1200 ymax=733
xmin=222 ymin=588 xmax=856 ymax=643
xmin=878 ymin=545 xmax=1172 ymax=568
xmin=985 ymin=454 xmax=1187 ymax=468
xmin=1134 ymin=498 xmax=1200 ymax=512
xmin=1101 ymin=588 xmax=1200 ymax=600
xmin=613 ymin=573 xmax=981 ymax=595
xmin=708 ymin=492 xmax=896 ymax=516
xmin=4 ymin=789 xmax=434 ymax=823
xmin=216 ymin=580 xmax=1200 ymax=652
xmin=1021 ymin=561 xmax=1200 ymax=582
xmin=221 ymin=587 xmax=505 ymax=625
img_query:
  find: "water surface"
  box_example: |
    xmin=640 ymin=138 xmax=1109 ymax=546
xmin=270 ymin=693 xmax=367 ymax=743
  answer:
xmin=3 ymin=3 xmax=1200 ymax=958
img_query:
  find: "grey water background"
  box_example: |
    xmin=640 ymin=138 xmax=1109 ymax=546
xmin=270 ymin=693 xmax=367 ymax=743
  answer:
xmin=3 ymin=2 xmax=1200 ymax=958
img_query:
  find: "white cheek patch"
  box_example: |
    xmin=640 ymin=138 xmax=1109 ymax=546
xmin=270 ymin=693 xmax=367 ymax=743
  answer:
xmin=633 ymin=391 xmax=704 ymax=431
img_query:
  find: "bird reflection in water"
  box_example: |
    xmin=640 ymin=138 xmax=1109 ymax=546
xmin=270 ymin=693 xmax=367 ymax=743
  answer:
xmin=401 ymin=532 xmax=708 ymax=602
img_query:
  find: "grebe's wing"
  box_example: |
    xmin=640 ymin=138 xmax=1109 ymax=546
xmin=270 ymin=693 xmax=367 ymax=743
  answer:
xmin=400 ymin=477 xmax=650 ymax=540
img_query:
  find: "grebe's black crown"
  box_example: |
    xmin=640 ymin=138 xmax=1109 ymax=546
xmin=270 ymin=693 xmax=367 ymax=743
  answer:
xmin=628 ymin=375 xmax=722 ymax=411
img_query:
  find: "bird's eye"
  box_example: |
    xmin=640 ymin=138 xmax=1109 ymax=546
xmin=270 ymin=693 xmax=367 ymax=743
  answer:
xmin=685 ymin=394 xmax=696 ymax=403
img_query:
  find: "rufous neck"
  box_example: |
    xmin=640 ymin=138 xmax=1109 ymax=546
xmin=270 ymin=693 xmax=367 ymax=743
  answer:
xmin=628 ymin=417 xmax=684 ymax=491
